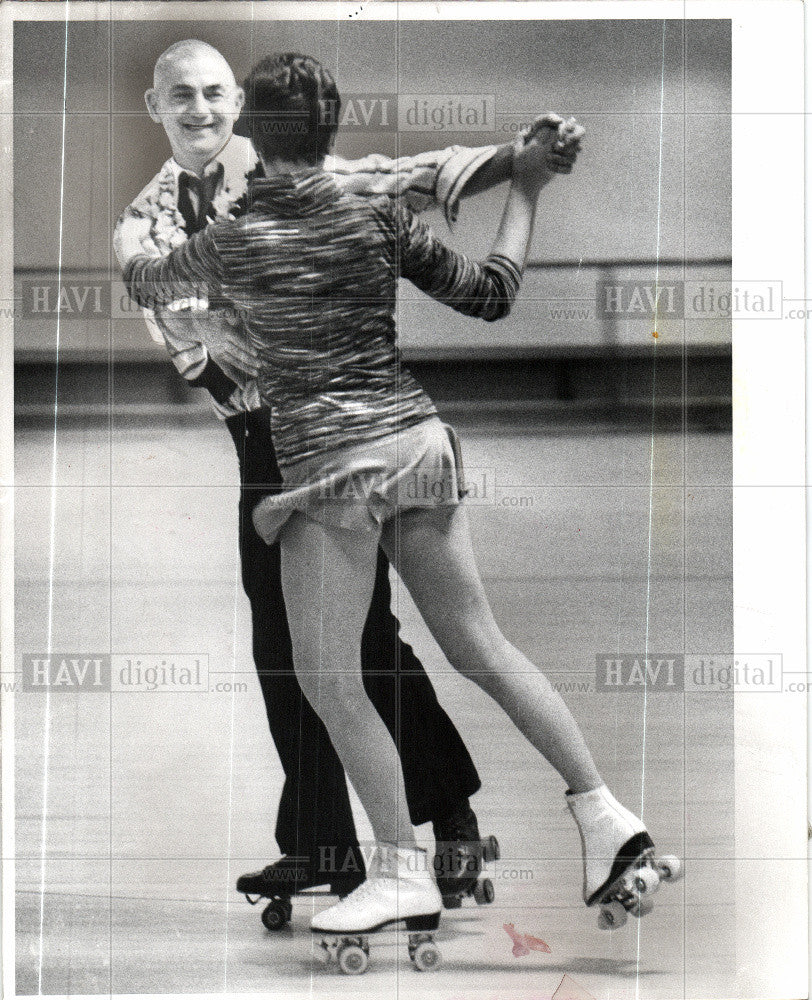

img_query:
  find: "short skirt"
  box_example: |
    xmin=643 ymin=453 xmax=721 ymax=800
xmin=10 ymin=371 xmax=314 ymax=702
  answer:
xmin=251 ymin=417 xmax=466 ymax=545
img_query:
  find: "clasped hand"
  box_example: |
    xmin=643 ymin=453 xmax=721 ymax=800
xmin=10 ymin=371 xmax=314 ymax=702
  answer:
xmin=513 ymin=113 xmax=586 ymax=186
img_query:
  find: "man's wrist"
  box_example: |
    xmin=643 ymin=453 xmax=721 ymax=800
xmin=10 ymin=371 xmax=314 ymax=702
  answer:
xmin=489 ymin=143 xmax=514 ymax=183
xmin=462 ymin=143 xmax=513 ymax=198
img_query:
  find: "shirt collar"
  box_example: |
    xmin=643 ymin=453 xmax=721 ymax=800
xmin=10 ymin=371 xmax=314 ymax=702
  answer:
xmin=165 ymin=134 xmax=259 ymax=185
xmin=168 ymin=152 xmax=227 ymax=182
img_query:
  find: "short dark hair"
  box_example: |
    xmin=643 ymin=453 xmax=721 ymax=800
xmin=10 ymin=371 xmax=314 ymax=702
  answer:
xmin=243 ymin=53 xmax=340 ymax=165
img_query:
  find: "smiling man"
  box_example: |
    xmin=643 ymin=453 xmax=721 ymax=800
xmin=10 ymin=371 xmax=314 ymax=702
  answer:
xmin=146 ymin=43 xmax=241 ymax=176
xmin=115 ymin=38 xmax=577 ymax=924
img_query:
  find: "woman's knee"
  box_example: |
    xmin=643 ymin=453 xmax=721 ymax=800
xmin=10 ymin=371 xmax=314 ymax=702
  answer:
xmin=299 ymin=671 xmax=372 ymax=728
xmin=442 ymin=618 xmax=510 ymax=681
xmin=293 ymin=643 xmax=367 ymax=715
xmin=290 ymin=654 xmax=319 ymax=705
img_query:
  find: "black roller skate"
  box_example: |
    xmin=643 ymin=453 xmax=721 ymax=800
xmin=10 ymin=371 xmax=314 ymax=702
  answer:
xmin=432 ymin=803 xmax=500 ymax=909
xmin=238 ymin=855 xmax=365 ymax=932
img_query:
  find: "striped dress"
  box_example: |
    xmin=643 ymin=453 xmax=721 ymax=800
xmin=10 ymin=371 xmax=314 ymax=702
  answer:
xmin=124 ymin=169 xmax=521 ymax=470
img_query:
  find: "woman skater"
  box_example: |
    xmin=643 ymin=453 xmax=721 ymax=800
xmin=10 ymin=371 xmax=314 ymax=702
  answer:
xmin=123 ymin=53 xmax=680 ymax=948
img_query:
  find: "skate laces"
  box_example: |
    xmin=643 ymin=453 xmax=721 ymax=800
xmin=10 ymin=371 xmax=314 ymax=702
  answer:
xmin=340 ymin=877 xmax=387 ymax=908
xmin=261 ymin=859 xmax=298 ymax=877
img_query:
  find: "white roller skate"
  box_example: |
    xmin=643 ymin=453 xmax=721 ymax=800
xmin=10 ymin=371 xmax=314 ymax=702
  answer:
xmin=311 ymin=844 xmax=443 ymax=974
xmin=566 ymin=785 xmax=682 ymax=930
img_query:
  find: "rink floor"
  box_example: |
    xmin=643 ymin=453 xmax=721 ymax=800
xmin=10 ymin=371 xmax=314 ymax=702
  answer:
xmin=13 ymin=411 xmax=734 ymax=999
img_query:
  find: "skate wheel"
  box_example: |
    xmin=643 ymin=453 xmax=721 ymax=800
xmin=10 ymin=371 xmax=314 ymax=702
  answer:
xmin=597 ymin=901 xmax=627 ymax=930
xmin=261 ymin=900 xmax=290 ymax=932
xmin=630 ymin=897 xmax=654 ymax=919
xmin=337 ymin=943 xmax=369 ymax=975
xmin=473 ymin=878 xmax=495 ymax=905
xmin=442 ymin=894 xmax=463 ymax=910
xmin=656 ymin=855 xmax=682 ymax=882
xmin=630 ymin=866 xmax=660 ymax=896
xmin=411 ymin=940 xmax=442 ymax=972
xmin=482 ymin=835 xmax=501 ymax=862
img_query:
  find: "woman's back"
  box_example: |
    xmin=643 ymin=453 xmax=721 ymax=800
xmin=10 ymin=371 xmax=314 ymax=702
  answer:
xmin=207 ymin=170 xmax=436 ymax=468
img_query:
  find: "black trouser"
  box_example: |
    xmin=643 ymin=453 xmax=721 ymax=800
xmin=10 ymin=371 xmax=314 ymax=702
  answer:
xmin=226 ymin=409 xmax=480 ymax=873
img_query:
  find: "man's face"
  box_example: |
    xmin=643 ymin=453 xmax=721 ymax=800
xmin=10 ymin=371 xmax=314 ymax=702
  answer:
xmin=146 ymin=51 xmax=244 ymax=171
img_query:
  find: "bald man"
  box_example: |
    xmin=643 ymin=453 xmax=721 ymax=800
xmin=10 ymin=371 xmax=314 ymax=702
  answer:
xmin=115 ymin=40 xmax=576 ymax=925
xmin=148 ymin=42 xmax=241 ymax=175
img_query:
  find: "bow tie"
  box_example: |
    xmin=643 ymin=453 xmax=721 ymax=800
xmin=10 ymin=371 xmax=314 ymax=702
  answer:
xmin=178 ymin=162 xmax=225 ymax=234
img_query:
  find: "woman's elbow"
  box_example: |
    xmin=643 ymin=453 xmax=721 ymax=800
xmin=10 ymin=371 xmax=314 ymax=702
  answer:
xmin=481 ymin=271 xmax=519 ymax=321
xmin=482 ymin=297 xmax=514 ymax=322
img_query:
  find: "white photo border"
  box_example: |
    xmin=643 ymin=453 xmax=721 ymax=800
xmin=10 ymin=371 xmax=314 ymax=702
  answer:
xmin=0 ymin=3 xmax=806 ymax=998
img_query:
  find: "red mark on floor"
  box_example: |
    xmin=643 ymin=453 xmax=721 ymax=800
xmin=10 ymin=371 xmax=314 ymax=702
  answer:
xmin=503 ymin=922 xmax=551 ymax=957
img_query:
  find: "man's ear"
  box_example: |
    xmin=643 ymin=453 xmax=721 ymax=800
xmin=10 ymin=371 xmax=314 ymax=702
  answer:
xmin=144 ymin=89 xmax=162 ymax=124
xmin=232 ymin=86 xmax=245 ymax=116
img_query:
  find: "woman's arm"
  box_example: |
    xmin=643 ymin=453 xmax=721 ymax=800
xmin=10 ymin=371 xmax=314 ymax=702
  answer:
xmin=397 ymin=121 xmax=582 ymax=321
xmin=484 ymin=119 xmax=584 ymax=274
xmin=397 ymin=210 xmax=521 ymax=322
xmin=122 ymin=225 xmax=225 ymax=312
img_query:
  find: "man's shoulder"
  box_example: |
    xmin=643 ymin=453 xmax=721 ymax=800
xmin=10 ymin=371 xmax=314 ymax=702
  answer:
xmin=127 ymin=159 xmax=177 ymax=216
xmin=217 ymin=134 xmax=259 ymax=192
xmin=114 ymin=157 xmax=183 ymax=261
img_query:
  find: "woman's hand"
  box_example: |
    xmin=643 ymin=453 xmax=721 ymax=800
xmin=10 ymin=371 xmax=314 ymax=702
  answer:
xmin=157 ymin=303 xmax=262 ymax=378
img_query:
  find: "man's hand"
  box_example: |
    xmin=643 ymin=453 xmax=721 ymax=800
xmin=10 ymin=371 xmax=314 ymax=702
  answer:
xmin=521 ymin=113 xmax=585 ymax=175
xmin=446 ymin=115 xmax=582 ymax=204
xmin=157 ymin=303 xmax=261 ymax=378
xmin=113 ymin=210 xmax=160 ymax=267
xmin=511 ymin=122 xmax=556 ymax=190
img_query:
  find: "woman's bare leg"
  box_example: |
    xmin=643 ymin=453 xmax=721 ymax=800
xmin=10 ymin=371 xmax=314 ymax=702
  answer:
xmin=279 ymin=512 xmax=416 ymax=848
xmin=381 ymin=505 xmax=601 ymax=793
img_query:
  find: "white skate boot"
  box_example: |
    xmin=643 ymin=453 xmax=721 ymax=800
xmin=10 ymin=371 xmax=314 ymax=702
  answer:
xmin=311 ymin=844 xmax=443 ymax=974
xmin=566 ymin=785 xmax=682 ymax=929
